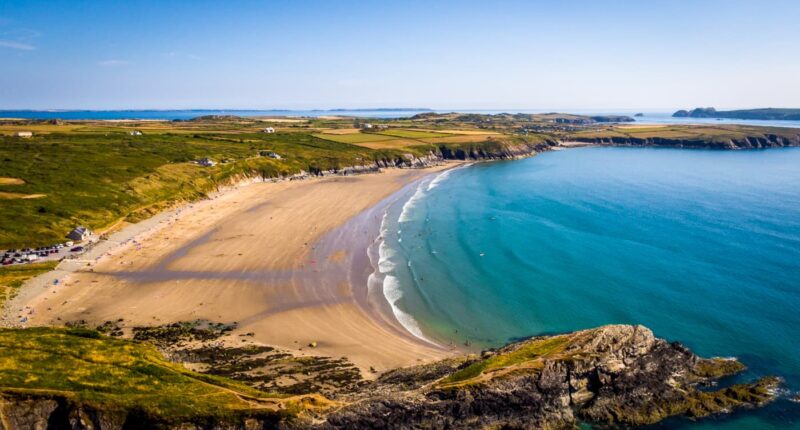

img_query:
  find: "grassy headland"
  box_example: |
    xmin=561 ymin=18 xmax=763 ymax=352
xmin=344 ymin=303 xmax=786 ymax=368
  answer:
xmin=0 ymin=326 xmax=298 ymax=422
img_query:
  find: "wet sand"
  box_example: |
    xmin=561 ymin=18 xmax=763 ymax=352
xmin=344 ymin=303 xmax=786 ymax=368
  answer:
xmin=13 ymin=166 xmax=458 ymax=374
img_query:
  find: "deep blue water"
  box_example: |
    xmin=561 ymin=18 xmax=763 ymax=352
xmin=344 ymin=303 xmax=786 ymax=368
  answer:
xmin=377 ymin=147 xmax=800 ymax=429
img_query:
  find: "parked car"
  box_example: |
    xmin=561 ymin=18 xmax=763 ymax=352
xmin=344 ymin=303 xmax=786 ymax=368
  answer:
xmin=70 ymin=246 xmax=84 ymax=252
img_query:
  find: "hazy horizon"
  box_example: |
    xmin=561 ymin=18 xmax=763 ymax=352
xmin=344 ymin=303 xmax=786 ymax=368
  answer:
xmin=2 ymin=0 xmax=799 ymax=110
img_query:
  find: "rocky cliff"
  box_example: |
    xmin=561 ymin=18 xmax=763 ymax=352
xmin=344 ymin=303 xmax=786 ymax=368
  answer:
xmin=320 ymin=325 xmax=778 ymax=429
xmin=0 ymin=325 xmax=780 ymax=430
xmin=564 ymin=133 xmax=800 ymax=149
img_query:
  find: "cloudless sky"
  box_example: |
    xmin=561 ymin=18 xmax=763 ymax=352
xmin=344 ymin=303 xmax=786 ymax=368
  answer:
xmin=1 ymin=0 xmax=799 ymax=110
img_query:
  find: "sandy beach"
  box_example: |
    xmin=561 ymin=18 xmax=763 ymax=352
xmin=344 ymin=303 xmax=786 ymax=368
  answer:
xmin=9 ymin=165 xmax=459 ymax=374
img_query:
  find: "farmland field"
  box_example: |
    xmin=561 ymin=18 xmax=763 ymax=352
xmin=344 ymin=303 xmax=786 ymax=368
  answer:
xmin=376 ymin=129 xmax=450 ymax=139
xmin=312 ymin=132 xmax=396 ymax=144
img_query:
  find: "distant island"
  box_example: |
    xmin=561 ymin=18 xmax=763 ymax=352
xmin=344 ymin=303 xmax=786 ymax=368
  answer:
xmin=673 ymin=107 xmax=800 ymax=121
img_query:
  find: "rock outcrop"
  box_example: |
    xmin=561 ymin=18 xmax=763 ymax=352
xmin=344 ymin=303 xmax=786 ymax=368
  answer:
xmin=0 ymin=325 xmax=781 ymax=430
xmin=320 ymin=325 xmax=779 ymax=429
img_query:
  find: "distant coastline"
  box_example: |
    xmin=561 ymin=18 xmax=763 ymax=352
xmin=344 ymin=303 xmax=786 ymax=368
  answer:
xmin=4 ymin=108 xmax=800 ymax=128
xmin=0 ymin=108 xmax=435 ymax=121
xmin=673 ymin=107 xmax=800 ymax=121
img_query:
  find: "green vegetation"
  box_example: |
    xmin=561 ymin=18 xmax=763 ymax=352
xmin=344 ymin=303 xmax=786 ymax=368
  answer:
xmin=0 ymin=128 xmax=421 ymax=247
xmin=312 ymin=132 xmax=396 ymax=144
xmin=568 ymin=124 xmax=799 ymax=143
xmin=0 ymin=261 xmax=58 ymax=306
xmin=692 ymin=357 xmax=746 ymax=378
xmin=442 ymin=336 xmax=569 ymax=384
xmin=376 ymin=129 xmax=449 ymax=139
xmin=673 ymin=107 xmax=800 ymax=120
xmin=0 ymin=326 xmax=288 ymax=420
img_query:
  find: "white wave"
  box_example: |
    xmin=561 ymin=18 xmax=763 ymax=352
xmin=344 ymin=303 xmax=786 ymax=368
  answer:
xmin=428 ymin=162 xmax=473 ymax=191
xmin=398 ymin=181 xmax=426 ymax=223
xmin=427 ymin=168 xmax=454 ymax=191
xmin=378 ymin=241 xmax=396 ymax=273
xmin=382 ymin=274 xmax=438 ymax=345
xmin=374 ymin=210 xmax=440 ymax=347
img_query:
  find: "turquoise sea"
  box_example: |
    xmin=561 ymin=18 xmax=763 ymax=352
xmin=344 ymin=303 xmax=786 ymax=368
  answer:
xmin=376 ymin=147 xmax=800 ymax=428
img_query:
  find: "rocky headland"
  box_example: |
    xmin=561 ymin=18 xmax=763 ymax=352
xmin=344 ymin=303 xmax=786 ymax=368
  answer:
xmin=0 ymin=324 xmax=781 ymax=429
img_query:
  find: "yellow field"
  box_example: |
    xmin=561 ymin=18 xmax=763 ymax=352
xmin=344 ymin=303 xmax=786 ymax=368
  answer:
xmin=316 ymin=128 xmax=361 ymax=135
xmin=312 ymin=132 xmax=396 ymax=144
xmin=0 ymin=124 xmax=86 ymax=134
xmin=0 ymin=192 xmax=46 ymax=199
xmin=418 ymin=134 xmax=498 ymax=144
xmin=349 ymin=138 xmax=423 ymax=149
xmin=0 ymin=177 xmax=25 ymax=185
xmin=433 ymin=129 xmax=503 ymax=135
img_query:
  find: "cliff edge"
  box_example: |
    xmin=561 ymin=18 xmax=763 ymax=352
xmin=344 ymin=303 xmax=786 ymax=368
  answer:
xmin=0 ymin=324 xmax=781 ymax=429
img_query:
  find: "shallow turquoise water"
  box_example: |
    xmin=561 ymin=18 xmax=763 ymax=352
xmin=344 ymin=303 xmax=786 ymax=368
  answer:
xmin=378 ymin=147 xmax=800 ymax=428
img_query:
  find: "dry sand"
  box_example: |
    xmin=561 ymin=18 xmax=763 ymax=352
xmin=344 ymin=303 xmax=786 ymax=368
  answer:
xmin=13 ymin=166 xmax=458 ymax=374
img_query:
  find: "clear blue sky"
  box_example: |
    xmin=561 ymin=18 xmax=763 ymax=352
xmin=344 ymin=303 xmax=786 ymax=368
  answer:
xmin=1 ymin=0 xmax=799 ymax=110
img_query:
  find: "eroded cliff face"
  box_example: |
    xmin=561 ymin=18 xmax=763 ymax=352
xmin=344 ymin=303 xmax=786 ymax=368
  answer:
xmin=565 ymin=133 xmax=800 ymax=149
xmin=0 ymin=325 xmax=780 ymax=430
xmin=0 ymin=394 xmax=282 ymax=430
xmin=320 ymin=325 xmax=778 ymax=429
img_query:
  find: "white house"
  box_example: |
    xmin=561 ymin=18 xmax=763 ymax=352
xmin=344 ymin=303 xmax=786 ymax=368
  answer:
xmin=263 ymin=127 xmax=275 ymax=133
xmin=67 ymin=226 xmax=92 ymax=241
xmin=129 ymin=130 xmax=143 ymax=136
xmin=14 ymin=131 xmax=33 ymax=138
xmin=197 ymin=157 xmax=217 ymax=167
xmin=362 ymin=123 xmax=373 ymax=129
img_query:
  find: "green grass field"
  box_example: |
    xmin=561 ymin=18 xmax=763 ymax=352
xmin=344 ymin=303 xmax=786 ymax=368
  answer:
xmin=312 ymin=132 xmax=396 ymax=144
xmin=0 ymin=130 xmax=416 ymax=247
xmin=569 ymin=124 xmax=799 ymax=143
xmin=0 ymin=327 xmax=288 ymax=420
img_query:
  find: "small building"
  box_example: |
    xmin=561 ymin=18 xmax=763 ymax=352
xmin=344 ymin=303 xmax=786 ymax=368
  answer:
xmin=197 ymin=157 xmax=217 ymax=167
xmin=67 ymin=226 xmax=91 ymax=242
xmin=129 ymin=130 xmax=143 ymax=136
xmin=361 ymin=123 xmax=373 ymax=129
xmin=14 ymin=131 xmax=33 ymax=138
xmin=263 ymin=127 xmax=275 ymax=133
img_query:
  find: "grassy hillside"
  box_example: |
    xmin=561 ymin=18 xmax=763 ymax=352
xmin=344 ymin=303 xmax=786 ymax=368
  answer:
xmin=0 ymin=327 xmax=294 ymax=421
xmin=0 ymin=129 xmax=419 ymax=248
xmin=566 ymin=124 xmax=799 ymax=143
